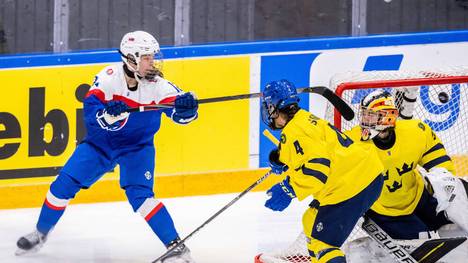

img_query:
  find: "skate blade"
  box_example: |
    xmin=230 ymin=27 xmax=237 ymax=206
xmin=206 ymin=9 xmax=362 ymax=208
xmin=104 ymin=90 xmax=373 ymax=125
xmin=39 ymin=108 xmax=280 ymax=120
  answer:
xmin=15 ymin=246 xmax=41 ymax=256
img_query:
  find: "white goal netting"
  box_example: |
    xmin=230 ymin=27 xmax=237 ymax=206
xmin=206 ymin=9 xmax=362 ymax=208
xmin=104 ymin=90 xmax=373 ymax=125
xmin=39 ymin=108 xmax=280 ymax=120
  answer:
xmin=256 ymin=66 xmax=468 ymax=263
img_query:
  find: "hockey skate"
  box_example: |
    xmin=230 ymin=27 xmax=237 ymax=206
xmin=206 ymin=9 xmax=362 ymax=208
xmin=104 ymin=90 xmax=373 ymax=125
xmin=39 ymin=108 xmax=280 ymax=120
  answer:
xmin=15 ymin=230 xmax=47 ymax=256
xmin=160 ymin=240 xmax=196 ymax=263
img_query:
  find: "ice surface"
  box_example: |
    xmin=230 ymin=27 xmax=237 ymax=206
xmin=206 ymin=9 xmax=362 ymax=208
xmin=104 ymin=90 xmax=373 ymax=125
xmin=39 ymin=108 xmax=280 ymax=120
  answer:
xmin=0 ymin=192 xmax=311 ymax=263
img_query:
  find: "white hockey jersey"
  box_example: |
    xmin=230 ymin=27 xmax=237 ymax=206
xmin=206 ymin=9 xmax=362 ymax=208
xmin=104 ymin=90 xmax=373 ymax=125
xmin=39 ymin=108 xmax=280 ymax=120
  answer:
xmin=83 ymin=63 xmax=189 ymax=150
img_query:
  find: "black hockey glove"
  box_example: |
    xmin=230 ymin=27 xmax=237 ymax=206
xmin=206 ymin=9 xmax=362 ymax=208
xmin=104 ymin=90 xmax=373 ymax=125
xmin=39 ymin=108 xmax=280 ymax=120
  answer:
xmin=269 ymin=149 xmax=288 ymax=175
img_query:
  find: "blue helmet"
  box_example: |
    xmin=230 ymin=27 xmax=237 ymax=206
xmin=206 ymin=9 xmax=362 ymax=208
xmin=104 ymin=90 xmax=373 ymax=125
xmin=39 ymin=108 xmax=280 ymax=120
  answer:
xmin=261 ymin=79 xmax=300 ymax=129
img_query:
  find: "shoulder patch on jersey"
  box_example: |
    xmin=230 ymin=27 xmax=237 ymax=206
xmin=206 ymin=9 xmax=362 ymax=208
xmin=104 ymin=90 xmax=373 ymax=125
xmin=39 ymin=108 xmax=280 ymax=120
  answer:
xmin=418 ymin=122 xmax=425 ymax=131
xmin=106 ymin=68 xmax=114 ymax=75
xmin=280 ymin=133 xmax=287 ymax=144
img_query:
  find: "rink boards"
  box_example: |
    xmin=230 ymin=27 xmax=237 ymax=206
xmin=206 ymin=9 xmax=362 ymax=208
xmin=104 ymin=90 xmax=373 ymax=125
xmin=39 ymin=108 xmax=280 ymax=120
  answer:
xmin=1 ymin=31 xmax=468 ymax=208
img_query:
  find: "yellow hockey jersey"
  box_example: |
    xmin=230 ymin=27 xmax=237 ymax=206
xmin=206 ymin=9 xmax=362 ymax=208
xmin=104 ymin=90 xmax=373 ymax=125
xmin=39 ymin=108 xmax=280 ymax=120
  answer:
xmin=278 ymin=109 xmax=384 ymax=206
xmin=346 ymin=119 xmax=455 ymax=216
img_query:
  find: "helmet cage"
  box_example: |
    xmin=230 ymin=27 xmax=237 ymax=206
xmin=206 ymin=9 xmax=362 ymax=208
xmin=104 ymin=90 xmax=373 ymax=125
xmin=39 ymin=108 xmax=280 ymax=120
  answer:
xmin=359 ymin=91 xmax=399 ymax=140
xmin=261 ymin=97 xmax=281 ymax=129
xmin=359 ymin=107 xmax=398 ymax=131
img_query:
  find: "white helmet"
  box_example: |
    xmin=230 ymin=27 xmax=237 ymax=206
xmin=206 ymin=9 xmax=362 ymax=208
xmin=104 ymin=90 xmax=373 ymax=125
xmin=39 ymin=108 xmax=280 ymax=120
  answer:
xmin=119 ymin=31 xmax=160 ymax=74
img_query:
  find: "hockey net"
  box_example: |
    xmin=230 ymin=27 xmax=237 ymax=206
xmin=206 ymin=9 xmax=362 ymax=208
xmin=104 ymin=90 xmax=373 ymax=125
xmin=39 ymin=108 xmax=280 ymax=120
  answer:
xmin=255 ymin=66 xmax=468 ymax=263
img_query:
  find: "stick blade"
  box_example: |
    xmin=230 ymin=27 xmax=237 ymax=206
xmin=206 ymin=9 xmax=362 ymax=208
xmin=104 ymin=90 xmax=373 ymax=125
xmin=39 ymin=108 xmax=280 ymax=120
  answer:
xmin=411 ymin=236 xmax=467 ymax=263
xmin=301 ymin=86 xmax=355 ymax=121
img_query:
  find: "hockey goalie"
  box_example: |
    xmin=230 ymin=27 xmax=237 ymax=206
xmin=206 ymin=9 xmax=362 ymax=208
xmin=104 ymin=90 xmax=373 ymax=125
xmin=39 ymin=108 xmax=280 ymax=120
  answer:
xmin=342 ymin=89 xmax=468 ymax=262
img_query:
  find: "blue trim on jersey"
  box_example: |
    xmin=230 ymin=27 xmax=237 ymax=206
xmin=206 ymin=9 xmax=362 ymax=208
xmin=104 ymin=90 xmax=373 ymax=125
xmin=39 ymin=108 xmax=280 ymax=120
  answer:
xmin=422 ymin=155 xmax=452 ymax=170
xmin=1 ymin=30 xmax=468 ymax=69
xmin=422 ymin=143 xmax=445 ymax=157
xmin=167 ymin=81 xmax=182 ymax=93
xmin=301 ymin=166 xmax=328 ymax=184
xmin=308 ymin=158 xmax=331 ymax=167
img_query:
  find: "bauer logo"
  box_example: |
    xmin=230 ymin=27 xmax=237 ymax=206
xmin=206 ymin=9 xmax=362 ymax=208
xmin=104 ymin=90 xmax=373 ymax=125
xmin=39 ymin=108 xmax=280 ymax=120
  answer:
xmin=363 ymin=221 xmax=416 ymax=263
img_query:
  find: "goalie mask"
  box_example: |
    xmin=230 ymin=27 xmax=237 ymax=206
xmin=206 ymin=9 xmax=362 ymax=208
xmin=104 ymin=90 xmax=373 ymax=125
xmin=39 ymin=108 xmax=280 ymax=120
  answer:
xmin=261 ymin=79 xmax=300 ymax=130
xmin=359 ymin=90 xmax=399 ymax=141
xmin=119 ymin=31 xmax=163 ymax=81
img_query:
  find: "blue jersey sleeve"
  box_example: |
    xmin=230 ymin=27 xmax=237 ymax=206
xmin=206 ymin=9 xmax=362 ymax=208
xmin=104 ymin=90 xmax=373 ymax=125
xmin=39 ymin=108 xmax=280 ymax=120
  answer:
xmin=83 ymin=94 xmax=105 ymax=131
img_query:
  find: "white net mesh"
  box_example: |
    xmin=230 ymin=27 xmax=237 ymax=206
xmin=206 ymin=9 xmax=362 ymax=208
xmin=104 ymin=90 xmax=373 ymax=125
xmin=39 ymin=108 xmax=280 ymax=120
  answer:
xmin=256 ymin=232 xmax=310 ymax=263
xmin=256 ymin=67 xmax=468 ymax=263
xmin=327 ymin=67 xmax=468 ymax=177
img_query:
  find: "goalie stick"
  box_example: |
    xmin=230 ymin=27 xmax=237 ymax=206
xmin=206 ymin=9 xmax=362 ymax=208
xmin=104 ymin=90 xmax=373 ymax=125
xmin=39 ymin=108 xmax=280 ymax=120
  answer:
xmin=362 ymin=217 xmax=466 ymax=263
xmin=127 ymin=86 xmax=355 ymax=121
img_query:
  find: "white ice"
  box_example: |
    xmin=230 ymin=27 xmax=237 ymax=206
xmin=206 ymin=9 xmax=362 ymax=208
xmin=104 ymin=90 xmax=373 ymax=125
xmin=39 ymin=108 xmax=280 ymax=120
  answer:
xmin=0 ymin=192 xmax=312 ymax=263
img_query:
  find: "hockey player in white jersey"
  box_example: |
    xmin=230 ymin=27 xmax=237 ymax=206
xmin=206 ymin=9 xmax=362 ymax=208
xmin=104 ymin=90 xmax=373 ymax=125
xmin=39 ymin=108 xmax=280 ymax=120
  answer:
xmin=16 ymin=31 xmax=197 ymax=263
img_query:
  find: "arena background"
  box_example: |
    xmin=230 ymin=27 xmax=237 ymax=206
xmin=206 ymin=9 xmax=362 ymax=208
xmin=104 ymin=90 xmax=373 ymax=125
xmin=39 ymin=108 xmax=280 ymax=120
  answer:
xmin=1 ymin=0 xmax=467 ymax=209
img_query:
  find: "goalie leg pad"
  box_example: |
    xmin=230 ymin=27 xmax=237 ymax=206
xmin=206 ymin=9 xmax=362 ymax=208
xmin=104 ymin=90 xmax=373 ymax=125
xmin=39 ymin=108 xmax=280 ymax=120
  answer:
xmin=413 ymin=188 xmax=452 ymax=232
xmin=444 ymin=178 xmax=468 ymax=233
xmin=424 ymin=168 xmax=468 ymax=233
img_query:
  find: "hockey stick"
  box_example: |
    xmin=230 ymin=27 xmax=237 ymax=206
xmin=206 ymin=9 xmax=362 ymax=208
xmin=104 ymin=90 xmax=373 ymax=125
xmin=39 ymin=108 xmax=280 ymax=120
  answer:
xmin=263 ymin=129 xmax=280 ymax=145
xmin=362 ymin=217 xmax=419 ymax=263
xmin=363 ymin=217 xmax=466 ymax=263
xmin=128 ymin=86 xmax=355 ymax=121
xmin=151 ymin=170 xmax=273 ymax=263
xmin=152 ymin=130 xmax=278 ymax=262
xmin=411 ymin=236 xmax=466 ymax=263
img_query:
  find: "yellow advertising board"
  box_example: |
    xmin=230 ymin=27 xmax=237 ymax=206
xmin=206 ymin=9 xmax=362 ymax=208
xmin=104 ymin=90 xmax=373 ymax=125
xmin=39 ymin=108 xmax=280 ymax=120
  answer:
xmin=0 ymin=57 xmax=250 ymax=176
xmin=0 ymin=56 xmax=267 ymax=208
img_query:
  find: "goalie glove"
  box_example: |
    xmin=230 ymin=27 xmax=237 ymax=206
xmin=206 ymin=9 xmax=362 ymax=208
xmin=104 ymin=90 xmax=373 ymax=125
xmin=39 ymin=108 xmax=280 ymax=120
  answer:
xmin=423 ymin=167 xmax=456 ymax=213
xmin=396 ymin=87 xmax=418 ymax=119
